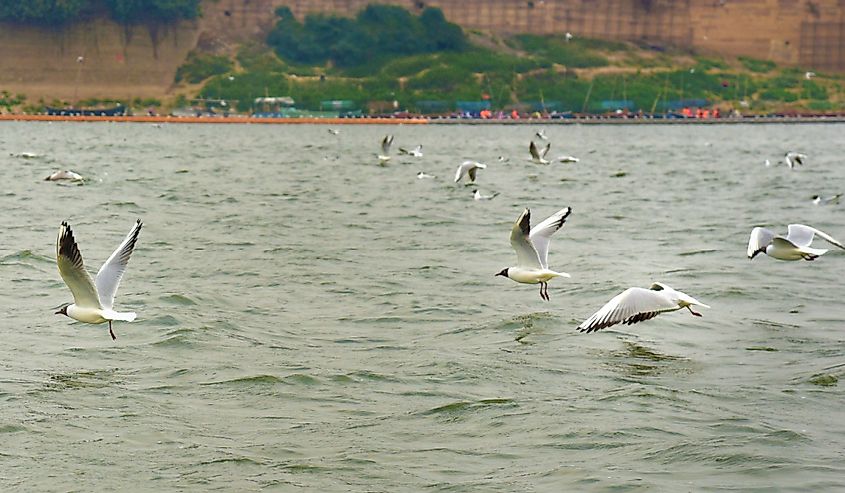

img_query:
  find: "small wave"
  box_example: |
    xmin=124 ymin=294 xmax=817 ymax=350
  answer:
xmin=159 ymin=294 xmax=197 ymax=305
xmin=201 ymin=374 xmax=285 ymax=386
xmin=420 ymin=398 xmax=517 ymax=418
xmin=0 ymin=250 xmax=54 ymax=265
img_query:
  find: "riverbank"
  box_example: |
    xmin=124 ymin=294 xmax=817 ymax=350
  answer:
xmin=3 ymin=113 xmax=845 ymax=125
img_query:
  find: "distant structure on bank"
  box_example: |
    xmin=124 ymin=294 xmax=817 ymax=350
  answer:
xmin=0 ymin=0 xmax=843 ymax=100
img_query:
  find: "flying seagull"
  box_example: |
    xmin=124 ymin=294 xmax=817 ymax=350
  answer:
xmin=748 ymin=224 xmax=845 ymax=261
xmin=535 ymin=129 xmax=548 ymax=140
xmin=399 ymin=145 xmax=423 ymax=157
xmin=495 ymin=207 xmax=572 ymax=300
xmin=577 ymin=283 xmax=709 ymax=333
xmin=812 ymin=194 xmax=841 ymax=205
xmin=327 ymin=128 xmax=340 ymax=135
xmin=417 ymin=171 xmax=435 ymax=179
xmin=556 ymin=155 xmax=580 ymax=163
xmin=784 ymin=151 xmax=806 ymax=169
xmin=55 ymin=220 xmax=142 ymax=340
xmin=472 ymin=189 xmax=499 ymax=200
xmin=45 ymin=170 xmax=83 ymax=182
xmin=454 ymin=160 xmax=487 ymax=184
xmin=528 ymin=141 xmax=551 ymax=165
xmin=378 ymin=135 xmax=394 ymax=164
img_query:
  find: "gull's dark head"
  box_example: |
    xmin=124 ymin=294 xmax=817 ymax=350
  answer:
xmin=55 ymin=304 xmax=69 ymax=316
xmin=495 ymin=268 xmax=509 ymax=278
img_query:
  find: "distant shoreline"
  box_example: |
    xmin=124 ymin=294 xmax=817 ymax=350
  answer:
xmin=1 ymin=114 xmax=844 ymax=125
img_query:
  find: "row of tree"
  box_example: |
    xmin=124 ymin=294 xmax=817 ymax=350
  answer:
xmin=267 ymin=5 xmax=466 ymax=69
xmin=0 ymin=0 xmax=200 ymax=25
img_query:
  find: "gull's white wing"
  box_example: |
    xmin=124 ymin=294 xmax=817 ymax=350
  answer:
xmin=577 ymin=287 xmax=679 ymax=333
xmin=529 ymin=141 xmax=540 ymax=160
xmin=455 ymin=161 xmax=472 ymax=182
xmin=467 ymin=162 xmax=485 ymax=181
xmin=510 ymin=209 xmax=542 ymax=269
xmin=528 ymin=207 xmax=572 ymax=269
xmin=747 ymin=227 xmax=776 ymax=258
xmin=57 ymin=222 xmax=101 ymax=309
xmin=787 ymin=224 xmax=845 ymax=250
xmin=540 ymin=142 xmax=551 ymax=159
xmin=381 ymin=135 xmax=393 ymax=154
xmin=95 ymin=219 xmax=142 ymax=309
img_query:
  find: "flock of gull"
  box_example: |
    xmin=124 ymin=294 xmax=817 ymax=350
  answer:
xmin=361 ymin=128 xmax=845 ymax=335
xmin=17 ymin=126 xmax=845 ymax=340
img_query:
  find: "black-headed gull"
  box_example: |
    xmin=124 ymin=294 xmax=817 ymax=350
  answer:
xmin=812 ymin=194 xmax=841 ymax=205
xmin=784 ymin=151 xmax=806 ymax=169
xmin=472 ymin=189 xmax=499 ymax=200
xmin=535 ymin=129 xmax=548 ymax=140
xmin=528 ymin=141 xmax=551 ymax=164
xmin=45 ymin=170 xmax=83 ymax=182
xmin=577 ymin=283 xmax=709 ymax=333
xmin=399 ymin=145 xmax=423 ymax=157
xmin=328 ymin=128 xmax=340 ymax=135
xmin=748 ymin=224 xmax=845 ymax=261
xmin=55 ymin=220 xmax=142 ymax=340
xmin=417 ymin=171 xmax=435 ymax=179
xmin=378 ymin=135 xmax=394 ymax=164
xmin=495 ymin=207 xmax=572 ymax=300
xmin=454 ymin=161 xmax=486 ymax=184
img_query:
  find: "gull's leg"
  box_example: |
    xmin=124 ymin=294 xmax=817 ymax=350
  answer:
xmin=109 ymin=320 xmax=116 ymax=340
xmin=686 ymin=306 xmax=702 ymax=317
xmin=539 ymin=283 xmax=545 ymax=301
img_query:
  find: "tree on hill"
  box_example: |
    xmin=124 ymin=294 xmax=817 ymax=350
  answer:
xmin=267 ymin=5 xmax=466 ymax=69
xmin=0 ymin=0 xmax=200 ymax=25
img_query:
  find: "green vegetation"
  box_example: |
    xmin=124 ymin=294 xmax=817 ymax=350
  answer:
xmin=267 ymin=5 xmax=465 ymax=69
xmin=0 ymin=0 xmax=199 ymax=25
xmin=169 ymin=4 xmax=845 ymax=115
xmin=0 ymin=90 xmax=25 ymax=111
xmin=175 ymin=53 xmax=234 ymax=84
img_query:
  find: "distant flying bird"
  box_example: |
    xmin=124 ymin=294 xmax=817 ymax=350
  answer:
xmin=805 ymin=71 xmax=816 ymax=79
xmin=576 ymin=283 xmax=710 ymax=333
xmin=495 ymin=207 xmax=572 ymax=301
xmin=497 ymin=156 xmax=509 ymax=162
xmin=327 ymin=128 xmax=340 ymax=135
xmin=747 ymin=224 xmax=845 ymax=261
xmin=764 ymin=159 xmax=771 ymax=167
xmin=45 ymin=170 xmax=83 ymax=182
xmin=378 ymin=135 xmax=394 ymax=164
xmin=55 ymin=220 xmax=143 ymax=340
xmin=528 ymin=141 xmax=551 ymax=164
xmin=812 ymin=194 xmax=842 ymax=205
xmin=454 ymin=160 xmax=487 ymax=184
xmin=556 ymin=155 xmax=580 ymax=163
xmin=784 ymin=151 xmax=806 ymax=169
xmin=416 ymin=171 xmax=435 ymax=179
xmin=472 ymin=189 xmax=499 ymax=200
xmin=399 ymin=145 xmax=423 ymax=157
xmin=565 ymin=32 xmax=574 ymax=42
xmin=535 ymin=129 xmax=548 ymax=140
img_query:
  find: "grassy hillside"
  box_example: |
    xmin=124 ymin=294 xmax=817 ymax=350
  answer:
xmin=182 ymin=30 xmax=845 ymax=115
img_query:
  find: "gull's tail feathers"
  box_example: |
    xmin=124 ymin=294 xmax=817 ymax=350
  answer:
xmin=107 ymin=311 xmax=136 ymax=322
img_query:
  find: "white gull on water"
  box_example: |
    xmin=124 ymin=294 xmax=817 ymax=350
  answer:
xmin=747 ymin=224 xmax=845 ymax=261
xmin=55 ymin=219 xmax=143 ymax=340
xmin=577 ymin=283 xmax=710 ymax=333
xmin=495 ymin=207 xmax=572 ymax=300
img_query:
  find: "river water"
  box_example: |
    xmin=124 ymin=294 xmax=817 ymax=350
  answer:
xmin=1 ymin=121 xmax=843 ymax=491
